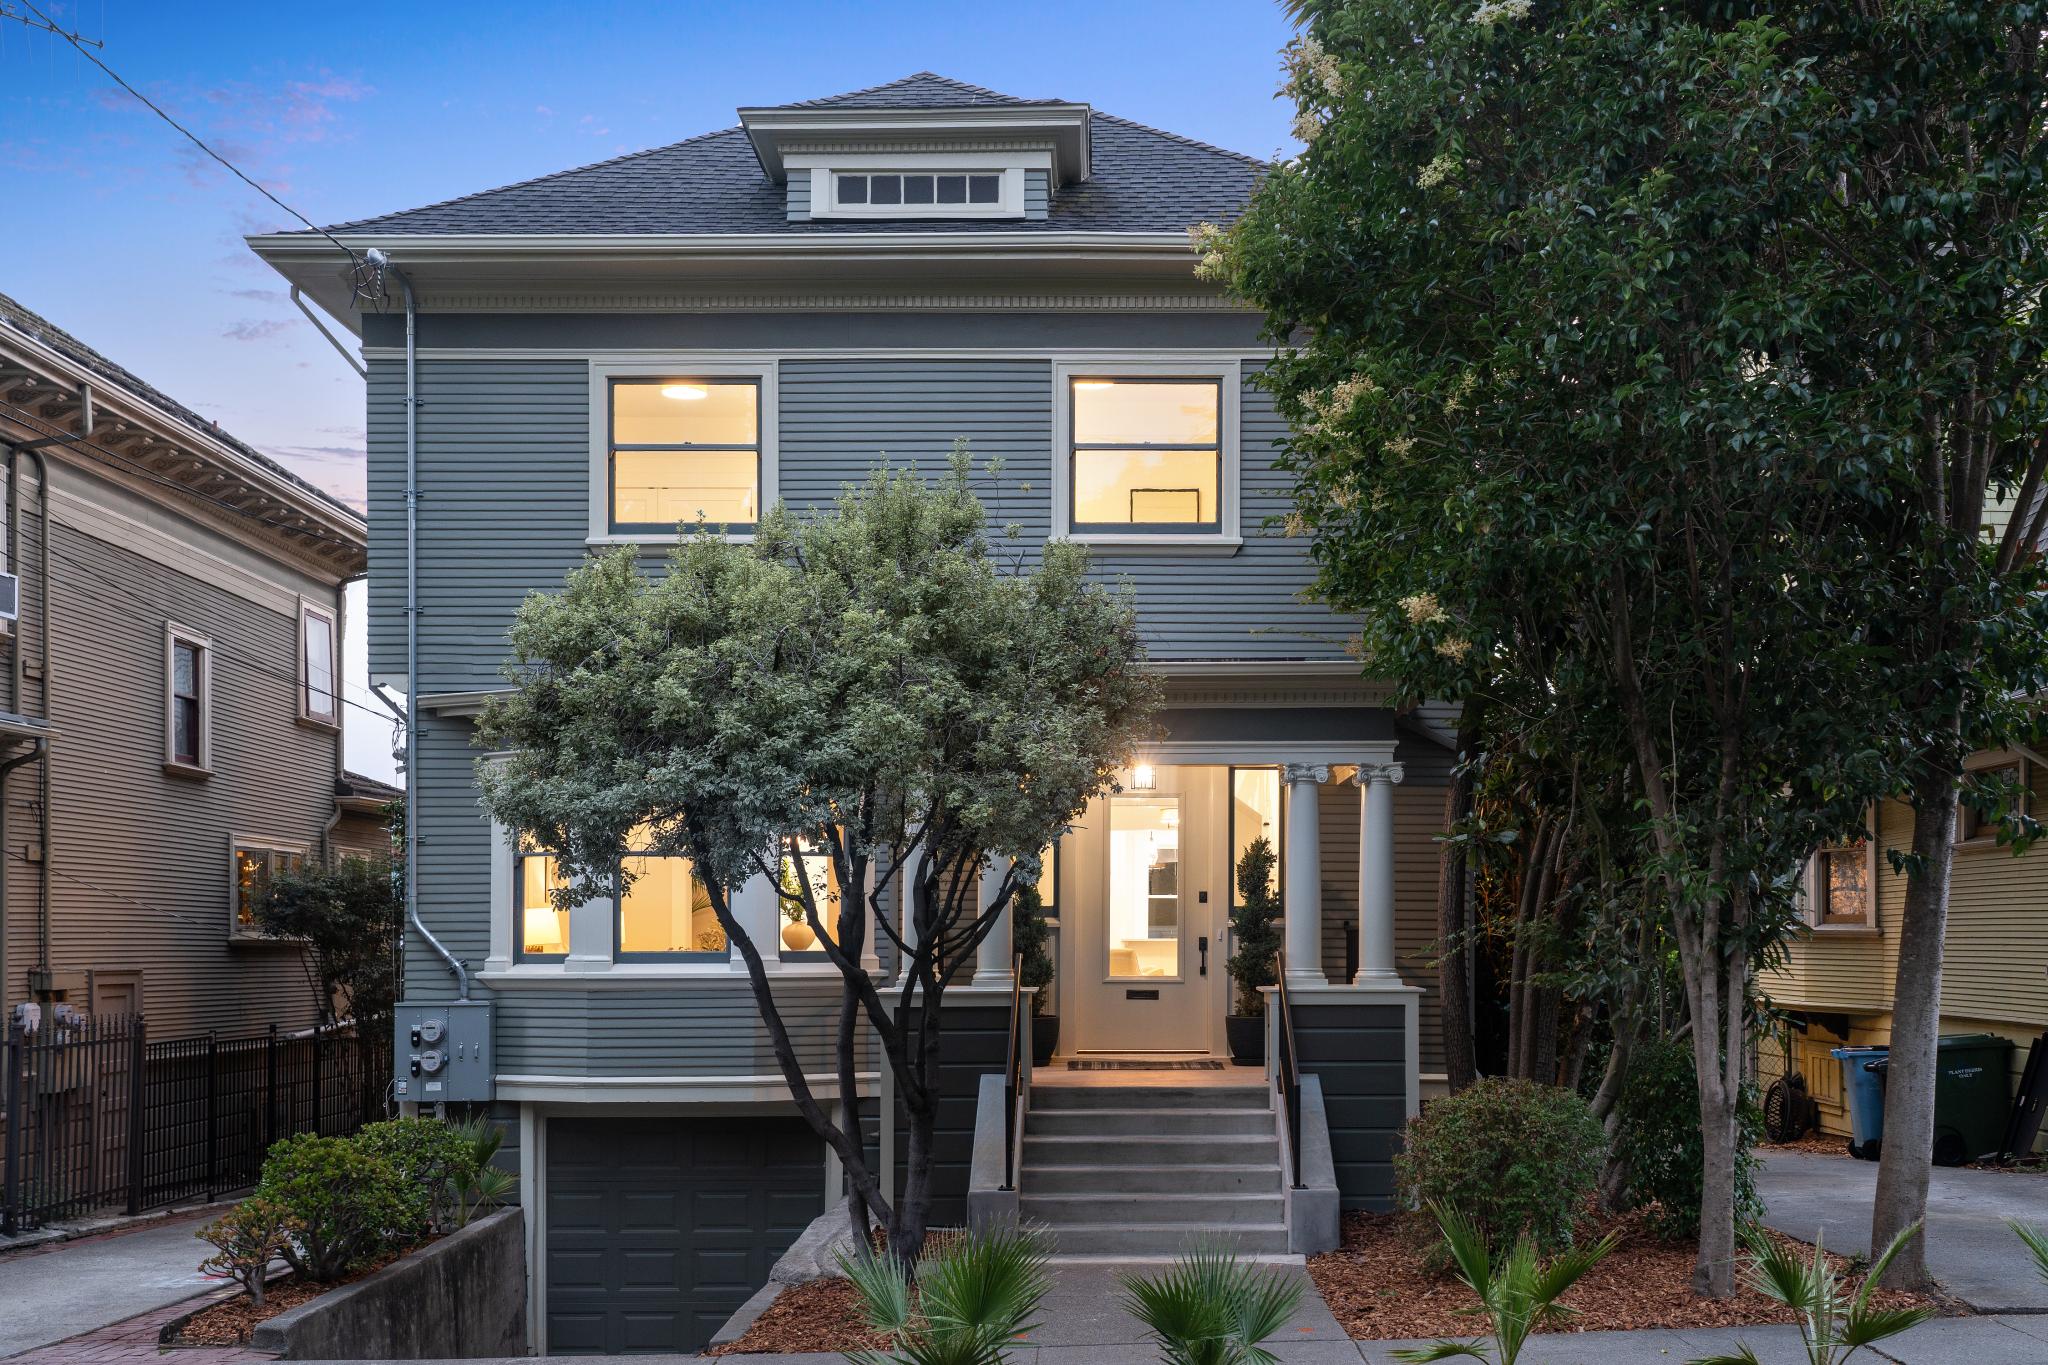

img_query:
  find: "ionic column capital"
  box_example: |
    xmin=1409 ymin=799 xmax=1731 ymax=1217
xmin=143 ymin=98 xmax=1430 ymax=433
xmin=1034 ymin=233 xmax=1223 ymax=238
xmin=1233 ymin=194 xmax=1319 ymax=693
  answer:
xmin=1282 ymin=762 xmax=1331 ymax=786
xmin=1354 ymin=761 xmax=1405 ymax=786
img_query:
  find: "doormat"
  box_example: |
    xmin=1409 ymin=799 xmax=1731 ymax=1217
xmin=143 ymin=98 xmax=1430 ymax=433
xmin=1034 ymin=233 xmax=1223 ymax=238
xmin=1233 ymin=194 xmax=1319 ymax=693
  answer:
xmin=1065 ymin=1059 xmax=1227 ymax=1071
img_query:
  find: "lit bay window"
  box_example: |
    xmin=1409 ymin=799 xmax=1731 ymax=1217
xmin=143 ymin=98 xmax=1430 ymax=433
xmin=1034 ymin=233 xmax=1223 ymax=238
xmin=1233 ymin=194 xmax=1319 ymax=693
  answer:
xmin=778 ymin=835 xmax=841 ymax=954
xmin=618 ymin=824 xmax=724 ymax=958
xmin=515 ymin=835 xmax=573 ymax=960
xmin=1070 ymin=378 xmax=1222 ymax=533
xmin=609 ymin=378 xmax=761 ymax=534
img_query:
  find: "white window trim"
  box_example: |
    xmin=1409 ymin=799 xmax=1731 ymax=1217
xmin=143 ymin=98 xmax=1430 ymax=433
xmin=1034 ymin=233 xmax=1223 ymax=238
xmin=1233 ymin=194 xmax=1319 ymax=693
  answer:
xmin=587 ymin=359 xmax=779 ymax=546
xmin=228 ymin=835 xmax=311 ymax=941
xmin=1051 ymin=359 xmax=1243 ymax=554
xmin=485 ymin=812 xmax=737 ymax=979
xmin=796 ymin=150 xmax=1042 ymax=222
xmin=1956 ymin=751 xmax=2029 ymax=848
xmin=1804 ymin=818 xmax=1880 ymax=935
xmin=164 ymin=623 xmax=212 ymax=777
xmin=296 ymin=596 xmax=340 ymax=730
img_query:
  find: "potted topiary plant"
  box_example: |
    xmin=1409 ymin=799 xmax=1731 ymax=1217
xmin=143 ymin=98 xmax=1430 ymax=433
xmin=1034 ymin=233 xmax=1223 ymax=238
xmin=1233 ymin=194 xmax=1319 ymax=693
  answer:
xmin=1226 ymin=836 xmax=1282 ymax=1065
xmin=1013 ymin=881 xmax=1059 ymax=1064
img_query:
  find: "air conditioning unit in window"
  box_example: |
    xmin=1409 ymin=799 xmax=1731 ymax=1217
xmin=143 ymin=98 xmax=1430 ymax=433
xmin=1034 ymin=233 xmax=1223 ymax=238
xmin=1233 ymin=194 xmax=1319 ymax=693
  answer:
xmin=0 ymin=572 xmax=19 ymax=624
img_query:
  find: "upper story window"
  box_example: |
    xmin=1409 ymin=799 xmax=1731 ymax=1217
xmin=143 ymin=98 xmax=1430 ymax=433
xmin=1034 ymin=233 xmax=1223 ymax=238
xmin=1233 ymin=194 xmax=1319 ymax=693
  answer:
xmin=1958 ymin=759 xmax=2026 ymax=843
xmin=298 ymin=599 xmax=338 ymax=728
xmin=778 ymin=835 xmax=840 ymax=954
xmin=165 ymin=625 xmax=211 ymax=775
xmin=516 ymin=835 xmax=573 ymax=961
xmin=619 ymin=824 xmax=725 ymax=959
xmin=1810 ymin=837 xmax=1872 ymax=929
xmin=836 ymin=171 xmax=1001 ymax=210
xmin=233 ymin=841 xmax=306 ymax=936
xmin=1069 ymin=378 xmax=1223 ymax=534
xmin=608 ymin=378 xmax=761 ymax=535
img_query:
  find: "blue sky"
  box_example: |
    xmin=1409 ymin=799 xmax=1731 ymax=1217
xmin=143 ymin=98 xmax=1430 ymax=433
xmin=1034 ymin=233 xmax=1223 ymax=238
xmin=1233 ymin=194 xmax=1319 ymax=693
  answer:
xmin=1 ymin=0 xmax=1302 ymax=776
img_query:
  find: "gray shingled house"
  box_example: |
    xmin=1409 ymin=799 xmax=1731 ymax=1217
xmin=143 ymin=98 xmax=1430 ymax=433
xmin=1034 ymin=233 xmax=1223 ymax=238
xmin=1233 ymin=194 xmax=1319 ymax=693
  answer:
xmin=253 ymin=75 xmax=1453 ymax=1355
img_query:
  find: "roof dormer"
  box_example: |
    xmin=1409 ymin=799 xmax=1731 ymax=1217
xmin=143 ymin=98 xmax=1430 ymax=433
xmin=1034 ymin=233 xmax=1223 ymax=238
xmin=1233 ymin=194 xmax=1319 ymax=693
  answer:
xmin=737 ymin=80 xmax=1091 ymax=223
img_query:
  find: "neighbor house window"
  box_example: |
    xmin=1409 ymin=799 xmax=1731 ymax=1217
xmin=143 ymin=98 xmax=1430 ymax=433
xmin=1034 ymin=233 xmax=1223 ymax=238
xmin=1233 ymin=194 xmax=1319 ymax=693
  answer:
xmin=299 ymin=600 xmax=338 ymax=727
xmin=515 ymin=835 xmax=573 ymax=960
xmin=608 ymin=378 xmax=761 ymax=534
xmin=617 ymin=823 xmax=725 ymax=958
xmin=836 ymin=171 xmax=1002 ymax=209
xmin=1069 ymin=378 xmax=1223 ymax=533
xmin=778 ymin=834 xmax=840 ymax=955
xmin=1813 ymin=840 xmax=1872 ymax=928
xmin=233 ymin=842 xmax=306 ymax=934
xmin=1958 ymin=760 xmax=2026 ymax=842
xmin=1228 ymin=766 xmax=1285 ymax=909
xmin=166 ymin=626 xmax=210 ymax=773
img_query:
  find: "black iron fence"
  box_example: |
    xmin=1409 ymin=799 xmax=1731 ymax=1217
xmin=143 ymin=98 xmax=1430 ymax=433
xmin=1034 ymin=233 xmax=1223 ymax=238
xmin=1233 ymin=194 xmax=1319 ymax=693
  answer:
xmin=1 ymin=1015 xmax=380 ymax=1234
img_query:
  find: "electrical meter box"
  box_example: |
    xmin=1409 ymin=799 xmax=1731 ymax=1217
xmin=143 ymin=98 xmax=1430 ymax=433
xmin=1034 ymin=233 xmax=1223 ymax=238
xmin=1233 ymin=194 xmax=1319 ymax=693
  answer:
xmin=394 ymin=1001 xmax=493 ymax=1104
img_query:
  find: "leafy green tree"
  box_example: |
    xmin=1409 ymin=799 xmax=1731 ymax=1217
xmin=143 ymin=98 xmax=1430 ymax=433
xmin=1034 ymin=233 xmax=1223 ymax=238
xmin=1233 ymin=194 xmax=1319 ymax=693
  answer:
xmin=1225 ymin=837 xmax=1282 ymax=1017
xmin=255 ymin=846 xmax=401 ymax=1106
xmin=1213 ymin=0 xmax=1922 ymax=1293
xmin=476 ymin=449 xmax=1153 ymax=1265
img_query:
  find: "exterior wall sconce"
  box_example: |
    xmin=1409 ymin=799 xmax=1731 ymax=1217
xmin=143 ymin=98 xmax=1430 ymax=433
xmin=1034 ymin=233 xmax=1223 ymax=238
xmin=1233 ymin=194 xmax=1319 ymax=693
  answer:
xmin=1131 ymin=762 xmax=1156 ymax=791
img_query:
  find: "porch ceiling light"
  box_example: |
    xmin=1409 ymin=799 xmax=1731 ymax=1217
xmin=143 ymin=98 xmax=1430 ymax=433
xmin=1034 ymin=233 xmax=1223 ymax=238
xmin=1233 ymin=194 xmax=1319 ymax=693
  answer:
xmin=661 ymin=383 xmax=709 ymax=401
xmin=1131 ymin=762 xmax=1155 ymax=790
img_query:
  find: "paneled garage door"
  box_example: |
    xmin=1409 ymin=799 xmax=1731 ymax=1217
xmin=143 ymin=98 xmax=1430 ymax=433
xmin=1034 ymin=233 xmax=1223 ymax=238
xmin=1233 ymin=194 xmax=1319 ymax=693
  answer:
xmin=545 ymin=1115 xmax=824 ymax=1354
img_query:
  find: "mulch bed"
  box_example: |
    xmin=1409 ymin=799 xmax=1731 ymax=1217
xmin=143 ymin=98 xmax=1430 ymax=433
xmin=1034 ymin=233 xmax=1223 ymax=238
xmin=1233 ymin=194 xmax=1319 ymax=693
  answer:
xmin=1307 ymin=1206 xmax=1942 ymax=1342
xmin=170 ymin=1246 xmax=418 ymax=1347
xmin=1762 ymin=1132 xmax=1851 ymax=1157
xmin=706 ymin=1277 xmax=888 ymax=1358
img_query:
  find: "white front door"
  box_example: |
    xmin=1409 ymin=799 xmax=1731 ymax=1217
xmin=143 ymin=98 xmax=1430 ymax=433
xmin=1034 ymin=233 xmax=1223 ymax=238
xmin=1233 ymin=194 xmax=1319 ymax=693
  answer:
xmin=1068 ymin=766 xmax=1226 ymax=1053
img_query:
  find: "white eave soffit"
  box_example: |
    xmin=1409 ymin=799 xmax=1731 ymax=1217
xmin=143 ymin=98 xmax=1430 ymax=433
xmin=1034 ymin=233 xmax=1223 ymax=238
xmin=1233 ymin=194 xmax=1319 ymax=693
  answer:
xmin=735 ymin=104 xmax=1093 ymax=186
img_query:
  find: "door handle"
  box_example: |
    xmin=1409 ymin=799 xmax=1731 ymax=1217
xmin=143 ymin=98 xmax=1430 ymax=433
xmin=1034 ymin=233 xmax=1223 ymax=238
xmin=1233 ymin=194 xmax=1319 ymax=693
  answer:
xmin=1198 ymin=935 xmax=1209 ymax=976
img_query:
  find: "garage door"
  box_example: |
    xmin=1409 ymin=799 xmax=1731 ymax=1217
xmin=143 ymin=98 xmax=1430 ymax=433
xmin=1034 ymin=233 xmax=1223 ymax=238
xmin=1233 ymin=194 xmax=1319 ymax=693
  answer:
xmin=545 ymin=1115 xmax=824 ymax=1354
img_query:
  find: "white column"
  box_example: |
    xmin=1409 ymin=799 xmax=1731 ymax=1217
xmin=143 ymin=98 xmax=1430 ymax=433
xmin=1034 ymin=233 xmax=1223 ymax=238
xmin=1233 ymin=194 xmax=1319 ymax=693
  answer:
xmin=858 ymin=862 xmax=883 ymax=977
xmin=729 ymin=863 xmax=782 ymax=974
xmin=1283 ymin=763 xmax=1329 ymax=985
xmin=1354 ymin=762 xmax=1404 ymax=984
xmin=896 ymin=845 xmax=926 ymax=986
xmin=971 ymin=856 xmax=1014 ymax=988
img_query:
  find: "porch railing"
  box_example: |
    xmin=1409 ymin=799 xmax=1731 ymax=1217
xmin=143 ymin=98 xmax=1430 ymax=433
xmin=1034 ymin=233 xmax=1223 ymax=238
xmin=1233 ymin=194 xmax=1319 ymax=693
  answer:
xmin=1001 ymin=952 xmax=1024 ymax=1191
xmin=1272 ymin=953 xmax=1304 ymax=1190
xmin=2 ymin=1015 xmax=380 ymax=1234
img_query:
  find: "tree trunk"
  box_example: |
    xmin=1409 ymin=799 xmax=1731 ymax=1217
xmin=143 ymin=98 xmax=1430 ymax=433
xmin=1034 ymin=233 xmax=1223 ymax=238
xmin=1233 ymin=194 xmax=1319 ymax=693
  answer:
xmin=1439 ymin=710 xmax=1484 ymax=1091
xmin=1871 ymin=744 xmax=1960 ymax=1289
xmin=1693 ymin=1073 xmax=1740 ymax=1296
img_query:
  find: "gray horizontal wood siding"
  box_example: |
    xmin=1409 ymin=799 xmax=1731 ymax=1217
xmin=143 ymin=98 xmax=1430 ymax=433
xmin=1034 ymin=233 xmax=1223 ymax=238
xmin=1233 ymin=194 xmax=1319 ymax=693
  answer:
xmin=894 ymin=1000 xmax=1009 ymax=1227
xmin=786 ymin=174 xmax=812 ymax=222
xmin=371 ymin=355 xmax=1350 ymax=690
xmin=1024 ymin=169 xmax=1049 ymax=218
xmin=1292 ymin=999 xmax=1409 ymax=1210
xmin=1 ymin=467 xmax=342 ymax=1038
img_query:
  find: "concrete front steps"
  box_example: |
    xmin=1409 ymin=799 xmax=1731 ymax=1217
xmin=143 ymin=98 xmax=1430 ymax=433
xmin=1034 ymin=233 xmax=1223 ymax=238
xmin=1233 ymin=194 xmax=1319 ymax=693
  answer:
xmin=1019 ymin=1083 xmax=1289 ymax=1255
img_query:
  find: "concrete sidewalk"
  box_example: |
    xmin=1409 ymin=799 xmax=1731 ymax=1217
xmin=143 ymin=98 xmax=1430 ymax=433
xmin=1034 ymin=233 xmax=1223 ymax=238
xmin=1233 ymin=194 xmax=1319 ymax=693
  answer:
xmin=1760 ymin=1150 xmax=2048 ymax=1312
xmin=0 ymin=1211 xmax=222 ymax=1358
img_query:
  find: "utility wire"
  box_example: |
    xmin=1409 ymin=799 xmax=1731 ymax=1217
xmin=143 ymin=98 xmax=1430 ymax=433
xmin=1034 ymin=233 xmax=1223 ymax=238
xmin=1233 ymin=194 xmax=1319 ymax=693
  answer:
xmin=4 ymin=0 xmax=380 ymax=303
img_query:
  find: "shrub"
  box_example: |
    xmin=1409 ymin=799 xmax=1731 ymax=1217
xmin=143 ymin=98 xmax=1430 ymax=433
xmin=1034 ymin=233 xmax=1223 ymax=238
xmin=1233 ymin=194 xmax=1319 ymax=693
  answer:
xmin=1226 ymin=837 xmax=1283 ymax=1016
xmin=445 ymin=1114 xmax=518 ymax=1227
xmin=1013 ymin=883 xmax=1054 ymax=1017
xmin=841 ymin=1220 xmax=1051 ymax=1365
xmin=1118 ymin=1243 xmax=1302 ymax=1365
xmin=196 ymin=1197 xmax=303 ymax=1307
xmin=353 ymin=1116 xmax=478 ymax=1237
xmin=255 ymin=1133 xmax=409 ymax=1281
xmin=1611 ymin=1035 xmax=1763 ymax=1239
xmin=1394 ymin=1078 xmax=1605 ymax=1255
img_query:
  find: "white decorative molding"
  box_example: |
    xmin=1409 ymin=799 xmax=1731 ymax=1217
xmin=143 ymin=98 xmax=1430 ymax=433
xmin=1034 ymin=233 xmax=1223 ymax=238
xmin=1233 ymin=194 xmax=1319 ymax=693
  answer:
xmin=1354 ymin=762 xmax=1405 ymax=786
xmin=397 ymin=291 xmax=1244 ymax=314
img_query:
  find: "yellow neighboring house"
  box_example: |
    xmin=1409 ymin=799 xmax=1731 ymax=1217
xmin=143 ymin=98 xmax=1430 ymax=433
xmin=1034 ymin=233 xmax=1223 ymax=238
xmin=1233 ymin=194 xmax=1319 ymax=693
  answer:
xmin=1761 ymin=749 xmax=2048 ymax=1155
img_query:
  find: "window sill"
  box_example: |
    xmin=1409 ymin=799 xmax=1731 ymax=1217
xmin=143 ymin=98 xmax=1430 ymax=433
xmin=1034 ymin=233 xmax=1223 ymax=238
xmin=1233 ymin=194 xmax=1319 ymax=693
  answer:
xmin=1065 ymin=534 xmax=1243 ymax=557
xmin=227 ymin=931 xmax=302 ymax=950
xmin=295 ymin=714 xmax=341 ymax=735
xmin=1807 ymin=922 xmax=1882 ymax=938
xmin=163 ymin=760 xmax=211 ymax=781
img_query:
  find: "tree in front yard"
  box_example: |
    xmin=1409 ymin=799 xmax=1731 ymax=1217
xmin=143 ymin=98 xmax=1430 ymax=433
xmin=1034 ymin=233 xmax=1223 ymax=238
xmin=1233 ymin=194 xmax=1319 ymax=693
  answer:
xmin=477 ymin=447 xmax=1154 ymax=1266
xmin=1215 ymin=0 xmax=1918 ymax=1293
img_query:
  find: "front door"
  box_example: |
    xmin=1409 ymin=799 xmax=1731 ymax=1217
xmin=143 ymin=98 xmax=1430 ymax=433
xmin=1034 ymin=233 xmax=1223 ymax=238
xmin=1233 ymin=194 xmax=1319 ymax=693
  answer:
xmin=1069 ymin=766 xmax=1224 ymax=1053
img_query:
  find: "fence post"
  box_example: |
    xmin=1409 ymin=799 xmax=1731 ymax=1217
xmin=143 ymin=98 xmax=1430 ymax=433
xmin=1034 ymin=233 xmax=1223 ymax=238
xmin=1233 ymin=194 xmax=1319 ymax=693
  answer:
xmin=264 ymin=1024 xmax=278 ymax=1152
xmin=2 ymin=1024 xmax=20 ymax=1236
xmin=204 ymin=1031 xmax=219 ymax=1203
xmin=311 ymin=1030 xmax=324 ymax=1138
xmin=125 ymin=1018 xmax=145 ymax=1215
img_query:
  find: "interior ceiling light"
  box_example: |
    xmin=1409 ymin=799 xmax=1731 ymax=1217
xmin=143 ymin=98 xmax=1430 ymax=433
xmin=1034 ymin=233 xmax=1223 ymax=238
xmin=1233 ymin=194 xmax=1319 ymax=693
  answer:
xmin=661 ymin=383 xmax=709 ymax=401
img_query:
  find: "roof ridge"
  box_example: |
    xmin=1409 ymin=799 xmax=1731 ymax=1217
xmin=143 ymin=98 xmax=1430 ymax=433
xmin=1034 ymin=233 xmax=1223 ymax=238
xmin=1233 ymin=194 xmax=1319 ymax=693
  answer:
xmin=318 ymin=124 xmax=744 ymax=234
xmin=775 ymin=71 xmax=1053 ymax=109
xmin=1091 ymin=110 xmax=1271 ymax=169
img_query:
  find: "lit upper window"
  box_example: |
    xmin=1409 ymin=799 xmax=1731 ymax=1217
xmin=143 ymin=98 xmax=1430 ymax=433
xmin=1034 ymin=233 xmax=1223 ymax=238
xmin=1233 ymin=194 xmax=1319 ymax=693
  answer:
xmin=619 ymin=823 xmax=725 ymax=958
xmin=1069 ymin=378 xmax=1223 ymax=533
xmin=609 ymin=379 xmax=761 ymax=534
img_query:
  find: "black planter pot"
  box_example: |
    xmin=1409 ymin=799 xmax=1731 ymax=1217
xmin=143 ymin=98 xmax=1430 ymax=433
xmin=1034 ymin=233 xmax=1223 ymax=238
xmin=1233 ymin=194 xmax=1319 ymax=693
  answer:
xmin=1032 ymin=1014 xmax=1060 ymax=1067
xmin=1226 ymin=1014 xmax=1265 ymax=1066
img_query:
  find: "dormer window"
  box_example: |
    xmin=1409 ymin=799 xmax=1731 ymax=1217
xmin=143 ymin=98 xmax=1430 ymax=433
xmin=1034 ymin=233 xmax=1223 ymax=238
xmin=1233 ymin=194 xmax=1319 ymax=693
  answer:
xmin=836 ymin=172 xmax=1001 ymax=209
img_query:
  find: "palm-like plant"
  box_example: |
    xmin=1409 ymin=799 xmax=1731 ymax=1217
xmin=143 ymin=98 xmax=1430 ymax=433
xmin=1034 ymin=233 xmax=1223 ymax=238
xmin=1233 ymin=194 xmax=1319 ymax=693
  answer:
xmin=443 ymin=1114 xmax=518 ymax=1227
xmin=2016 ymin=1220 xmax=2048 ymax=1284
xmin=1689 ymin=1224 xmax=1932 ymax=1365
xmin=840 ymin=1221 xmax=1051 ymax=1365
xmin=1393 ymin=1204 xmax=1618 ymax=1365
xmin=1118 ymin=1244 xmax=1304 ymax=1365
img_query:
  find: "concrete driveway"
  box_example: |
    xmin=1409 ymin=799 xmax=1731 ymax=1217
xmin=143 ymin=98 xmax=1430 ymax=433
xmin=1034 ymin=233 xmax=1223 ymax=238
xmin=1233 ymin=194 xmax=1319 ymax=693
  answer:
xmin=1759 ymin=1149 xmax=2048 ymax=1311
xmin=0 ymin=1212 xmax=219 ymax=1358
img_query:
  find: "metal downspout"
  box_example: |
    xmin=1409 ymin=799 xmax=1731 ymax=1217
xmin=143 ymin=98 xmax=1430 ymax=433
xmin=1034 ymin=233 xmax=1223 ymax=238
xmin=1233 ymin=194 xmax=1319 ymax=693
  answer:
xmin=4 ymin=443 xmax=52 ymax=1000
xmin=380 ymin=258 xmax=467 ymax=1000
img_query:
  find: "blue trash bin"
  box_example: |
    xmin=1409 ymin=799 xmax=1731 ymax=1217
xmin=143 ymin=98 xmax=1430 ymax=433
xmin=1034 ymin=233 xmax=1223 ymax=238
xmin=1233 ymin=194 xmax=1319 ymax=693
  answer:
xmin=1833 ymin=1045 xmax=1889 ymax=1159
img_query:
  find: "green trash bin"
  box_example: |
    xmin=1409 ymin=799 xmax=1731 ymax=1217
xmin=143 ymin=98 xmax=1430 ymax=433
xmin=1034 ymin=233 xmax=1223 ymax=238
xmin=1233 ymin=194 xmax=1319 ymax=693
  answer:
xmin=1931 ymin=1033 xmax=2015 ymax=1166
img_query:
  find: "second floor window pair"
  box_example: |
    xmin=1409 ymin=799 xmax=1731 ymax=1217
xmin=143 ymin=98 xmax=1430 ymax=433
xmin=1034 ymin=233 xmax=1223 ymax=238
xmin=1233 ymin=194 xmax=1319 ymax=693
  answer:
xmin=605 ymin=376 xmax=1224 ymax=537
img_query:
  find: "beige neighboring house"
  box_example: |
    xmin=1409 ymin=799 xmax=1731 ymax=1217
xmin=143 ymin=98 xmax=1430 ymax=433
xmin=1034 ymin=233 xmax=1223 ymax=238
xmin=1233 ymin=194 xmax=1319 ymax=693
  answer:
xmin=1762 ymin=750 xmax=2048 ymax=1154
xmin=0 ymin=290 xmax=369 ymax=1038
